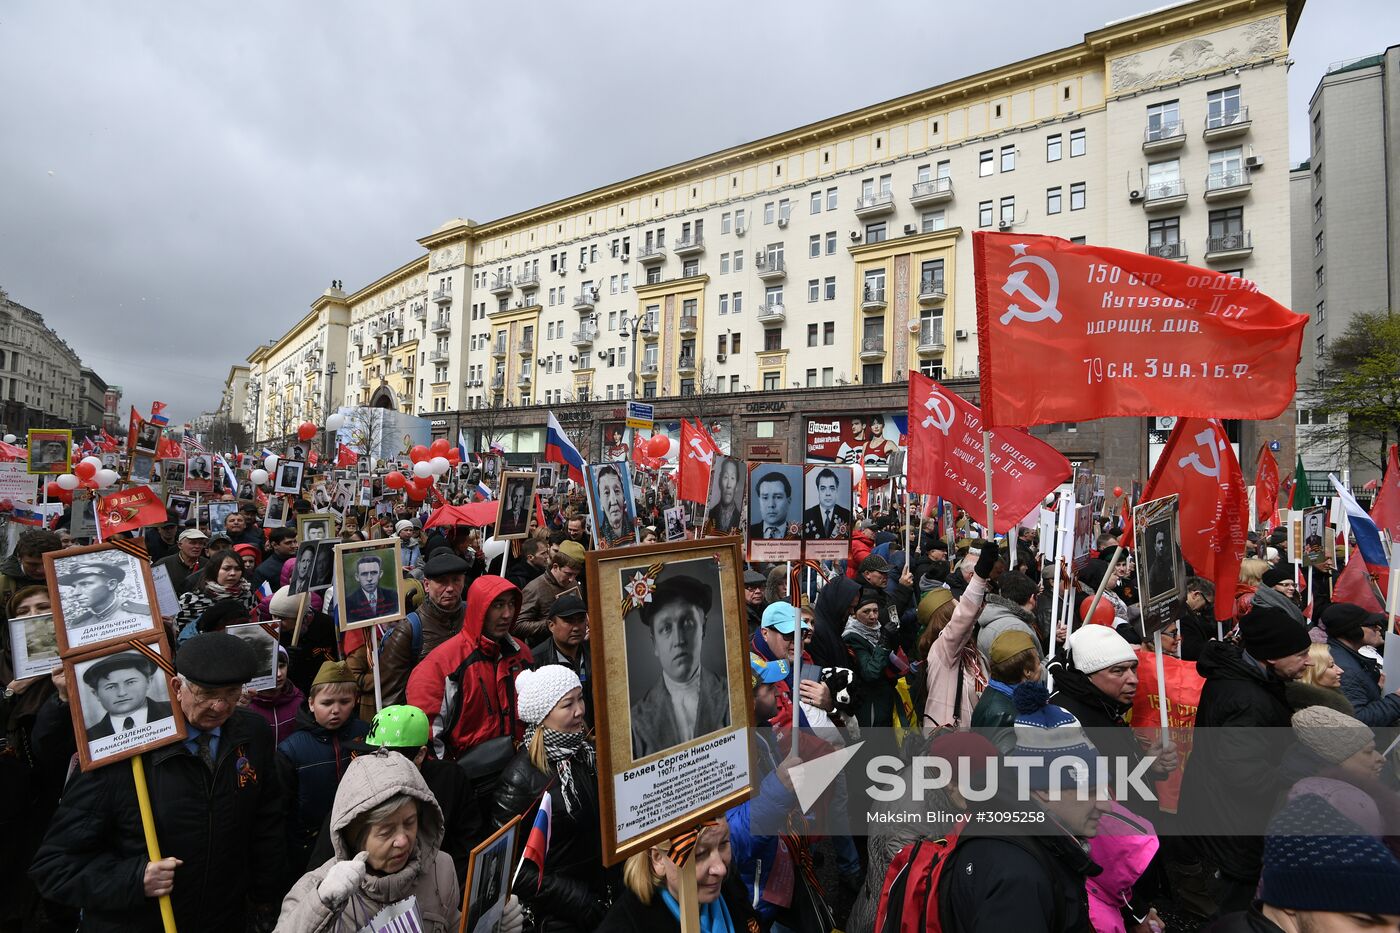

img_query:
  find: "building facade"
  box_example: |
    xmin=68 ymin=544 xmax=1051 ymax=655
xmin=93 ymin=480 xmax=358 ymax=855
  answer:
xmin=0 ymin=294 xmax=109 ymax=435
xmin=245 ymin=285 xmax=351 ymax=447
xmin=241 ymin=0 xmax=1303 ymax=486
xmin=1291 ymin=46 xmax=1400 ymax=480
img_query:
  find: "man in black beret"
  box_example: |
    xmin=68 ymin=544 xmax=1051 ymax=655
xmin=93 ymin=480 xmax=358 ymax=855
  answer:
xmin=629 ymin=572 xmax=730 ymax=759
xmin=82 ymin=651 xmax=172 ymax=741
xmin=32 ymin=632 xmax=285 ymax=932
xmin=1323 ymin=602 xmax=1400 ymax=728
xmin=377 ymin=548 xmax=470 ymax=707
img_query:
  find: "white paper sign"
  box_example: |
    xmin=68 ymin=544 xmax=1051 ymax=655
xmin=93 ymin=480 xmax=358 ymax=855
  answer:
xmin=150 ymin=564 xmax=180 ymax=618
xmin=612 ymin=729 xmax=750 ymax=845
xmin=0 ymin=462 xmax=36 ymax=502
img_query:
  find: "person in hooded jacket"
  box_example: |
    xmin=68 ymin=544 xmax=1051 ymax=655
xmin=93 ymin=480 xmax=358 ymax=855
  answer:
xmin=810 ymin=573 xmax=860 ymax=669
xmin=276 ymin=750 xmax=511 ymax=933
xmin=491 ymin=666 xmax=611 ymax=932
xmin=1177 ymin=605 xmax=1313 ymax=918
xmin=407 ymin=575 xmax=534 ymax=761
xmin=975 ymin=568 xmax=1043 ymax=663
xmin=245 ymin=645 xmax=306 ymax=745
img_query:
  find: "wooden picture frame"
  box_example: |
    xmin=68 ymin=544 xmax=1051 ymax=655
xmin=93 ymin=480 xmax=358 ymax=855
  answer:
xmin=494 ymin=471 xmax=538 ymax=541
xmin=296 ymin=512 xmax=336 ymax=543
xmin=65 ymin=630 xmax=187 ymax=772
xmin=207 ymin=500 xmax=238 ymax=535
xmin=1133 ymin=494 xmax=1185 ymax=640
xmin=746 ymin=462 xmax=803 ymax=562
xmin=184 ymin=453 xmax=214 ymax=494
xmin=459 ymin=814 xmax=521 ymax=933
xmin=45 ymin=542 xmax=163 ymax=657
xmin=332 ymin=538 xmax=405 ymax=632
xmin=585 ymin=537 xmax=754 ymax=865
xmin=8 ymin=612 xmax=60 ymax=680
xmin=27 ymin=429 xmax=73 ymax=475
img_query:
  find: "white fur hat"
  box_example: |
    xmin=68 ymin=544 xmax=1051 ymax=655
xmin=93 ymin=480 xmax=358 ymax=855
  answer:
xmin=515 ymin=665 xmax=582 ymax=726
xmin=1068 ymin=623 xmax=1137 ymax=675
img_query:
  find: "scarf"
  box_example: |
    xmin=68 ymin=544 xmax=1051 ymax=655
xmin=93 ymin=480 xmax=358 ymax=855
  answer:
xmin=660 ymin=889 xmax=736 ymax=933
xmin=418 ymin=593 xmax=465 ymax=633
xmin=522 ymin=726 xmax=595 ymax=818
xmin=842 ymin=616 xmax=882 ymax=650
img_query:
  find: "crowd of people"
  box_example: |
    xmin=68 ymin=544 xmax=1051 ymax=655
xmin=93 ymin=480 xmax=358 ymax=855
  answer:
xmin=0 ymin=463 xmax=1397 ymax=933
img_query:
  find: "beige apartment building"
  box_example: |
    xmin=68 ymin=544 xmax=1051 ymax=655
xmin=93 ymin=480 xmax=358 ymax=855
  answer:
xmin=241 ymin=0 xmax=1303 ymax=483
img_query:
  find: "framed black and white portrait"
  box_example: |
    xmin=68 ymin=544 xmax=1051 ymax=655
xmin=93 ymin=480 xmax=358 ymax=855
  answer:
xmin=263 ymin=497 xmax=289 ymax=530
xmin=462 ymin=815 xmax=520 ymax=933
xmin=297 ymin=513 xmax=335 ymax=543
xmin=46 ymin=543 xmax=161 ymax=655
xmin=702 ymin=456 xmax=745 ymax=538
xmin=8 ymin=612 xmax=60 ymax=680
xmin=746 ymin=462 xmax=803 ymax=562
xmin=206 ymin=500 xmax=237 ymax=535
xmin=585 ymin=461 xmax=637 ymax=549
xmin=332 ymin=539 xmax=404 ymax=632
xmin=274 ymin=460 xmax=306 ymax=495
xmin=1132 ymin=494 xmax=1185 ymax=640
xmin=495 ymin=471 xmax=538 ymax=541
xmin=225 ymin=621 xmax=279 ymax=692
xmin=65 ymin=634 xmax=185 ymax=771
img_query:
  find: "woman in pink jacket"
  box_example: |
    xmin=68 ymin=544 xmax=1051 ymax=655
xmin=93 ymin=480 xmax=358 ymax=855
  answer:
xmin=922 ymin=543 xmax=997 ymax=731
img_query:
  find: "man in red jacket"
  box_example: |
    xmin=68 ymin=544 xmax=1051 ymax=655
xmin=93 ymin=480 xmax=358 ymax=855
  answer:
xmin=407 ymin=574 xmax=534 ymax=760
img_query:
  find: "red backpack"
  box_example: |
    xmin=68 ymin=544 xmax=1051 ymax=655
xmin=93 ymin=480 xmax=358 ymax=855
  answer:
xmin=872 ymin=825 xmax=966 ymax=933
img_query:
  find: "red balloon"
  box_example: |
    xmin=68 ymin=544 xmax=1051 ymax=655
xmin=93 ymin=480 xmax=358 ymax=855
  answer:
xmin=297 ymin=422 xmax=317 ymax=442
xmin=405 ymin=485 xmax=424 ymax=501
xmin=430 ymin=438 xmax=451 ymax=457
xmin=646 ymin=434 xmax=670 ymax=457
xmin=1112 ymin=486 xmax=1124 ymax=497
xmin=409 ymin=445 xmax=430 ymax=463
xmin=1079 ymin=596 xmax=1117 ymax=627
xmin=74 ymin=461 xmax=97 ymax=481
xmin=384 ymin=470 xmax=406 ymax=490
xmin=45 ymin=481 xmax=64 ymax=498
xmin=80 ymin=478 xmax=98 ymax=489
xmin=446 ymin=449 xmax=461 ymax=464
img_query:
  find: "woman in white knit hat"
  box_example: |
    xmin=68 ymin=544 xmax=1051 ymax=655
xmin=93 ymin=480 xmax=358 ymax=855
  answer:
xmin=489 ymin=665 xmax=612 ymax=932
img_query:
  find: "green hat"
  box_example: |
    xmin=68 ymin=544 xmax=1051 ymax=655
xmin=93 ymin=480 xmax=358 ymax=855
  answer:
xmin=365 ymin=705 xmax=429 ymax=750
xmin=310 ymin=660 xmax=356 ymax=688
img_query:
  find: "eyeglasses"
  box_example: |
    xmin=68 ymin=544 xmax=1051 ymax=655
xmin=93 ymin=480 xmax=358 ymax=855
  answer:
xmin=184 ymin=683 xmax=242 ymax=709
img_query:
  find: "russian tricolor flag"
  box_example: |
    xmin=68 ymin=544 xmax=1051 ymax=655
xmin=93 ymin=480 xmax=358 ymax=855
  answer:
xmin=1330 ymin=474 xmax=1390 ymax=571
xmin=513 ymin=791 xmax=552 ymax=891
xmin=545 ymin=412 xmax=586 ymax=484
xmin=457 ymin=430 xmax=470 ymax=463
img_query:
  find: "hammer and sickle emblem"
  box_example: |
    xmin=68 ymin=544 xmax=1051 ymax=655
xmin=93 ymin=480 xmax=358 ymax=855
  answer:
xmin=922 ymin=390 xmax=956 ymax=436
xmin=999 ymin=248 xmax=1063 ymax=326
xmin=687 ymin=437 xmax=714 ymax=466
xmin=1176 ymin=427 xmax=1224 ymax=478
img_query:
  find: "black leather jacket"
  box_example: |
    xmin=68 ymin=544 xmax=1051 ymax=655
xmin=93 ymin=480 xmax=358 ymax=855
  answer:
xmin=491 ymin=746 xmax=612 ymax=932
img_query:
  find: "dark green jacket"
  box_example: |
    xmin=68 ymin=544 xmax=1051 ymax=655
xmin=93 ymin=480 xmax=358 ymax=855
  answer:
xmin=970 ymin=684 xmax=1018 ymax=753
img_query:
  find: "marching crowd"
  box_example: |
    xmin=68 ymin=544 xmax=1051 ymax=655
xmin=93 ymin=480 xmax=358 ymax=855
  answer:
xmin=0 ymin=470 xmax=1398 ymax=933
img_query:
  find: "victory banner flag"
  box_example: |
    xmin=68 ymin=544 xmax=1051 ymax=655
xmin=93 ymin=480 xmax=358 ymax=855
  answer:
xmin=1255 ymin=446 xmax=1280 ymax=530
xmin=336 ymin=443 xmax=359 ymax=468
xmin=679 ymin=419 xmax=720 ymax=504
xmin=906 ymin=372 xmax=1070 ymax=534
xmin=96 ymin=485 xmax=168 ymax=536
xmin=1134 ymin=418 xmax=1248 ymax=623
xmin=973 ymin=232 xmax=1308 ymax=427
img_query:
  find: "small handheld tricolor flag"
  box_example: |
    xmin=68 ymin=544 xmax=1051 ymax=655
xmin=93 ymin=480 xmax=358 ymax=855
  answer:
xmin=512 ymin=791 xmax=552 ymax=892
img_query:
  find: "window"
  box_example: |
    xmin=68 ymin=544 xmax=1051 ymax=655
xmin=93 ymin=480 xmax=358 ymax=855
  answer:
xmin=1148 ymin=217 xmax=1181 ymax=255
xmin=826 ymin=187 xmax=838 ymax=210
xmin=808 ymin=279 xmax=820 ymax=303
xmin=1000 ymin=196 xmax=1015 ymax=225
xmin=733 ymin=250 xmax=744 ymax=272
xmin=1315 ymin=266 xmax=1325 ymax=289
xmin=778 ymin=198 xmax=791 ymax=222
xmin=1208 ymin=147 xmax=1244 ymax=189
xmin=1070 ymin=182 xmax=1086 ymax=211
xmin=865 ymin=222 xmax=887 ymax=244
xmin=862 ymin=364 xmax=883 ymax=386
xmin=764 ymin=329 xmax=782 ymax=352
xmin=1148 ymin=159 xmax=1181 ymax=199
xmin=937 ymin=160 xmax=951 ymax=179
xmin=921 ymin=210 xmax=946 ymax=233
xmin=720 ymin=253 xmax=730 ymax=274
xmin=1069 ymin=236 xmax=1086 ymax=244
xmin=682 ymin=258 xmax=699 ymax=277
xmin=808 ymin=323 xmax=819 ymax=347
xmin=646 ymin=267 xmax=662 ymax=285
xmin=825 ymin=231 xmax=837 ymax=255
xmin=863 ymin=268 xmax=886 ymax=304
xmin=809 ymin=234 xmax=821 ymax=258
xmin=717 ymin=335 xmax=727 ymax=355
xmin=764 ymin=285 xmax=784 ymax=309
xmin=1313 ymin=111 xmax=1321 ymax=142
xmin=1046 ymin=134 xmax=1062 ymax=161
xmin=621 ymin=273 xmax=629 ymax=292
xmin=1046 ymin=186 xmax=1062 ymax=214
xmin=719 ymin=294 xmax=729 ymax=315
xmin=1146 ymin=100 xmax=1180 ymax=140
xmin=1315 ymin=301 xmax=1325 ymax=325
xmin=1314 ymin=198 xmax=1323 ymax=222
xmin=763 ymin=373 xmax=780 ymax=391
xmin=824 ymin=276 xmax=836 ymax=300
xmin=1208 ymin=207 xmax=1244 ymax=247
xmin=916 ymin=163 xmax=931 ymax=183
xmin=920 ymin=259 xmax=945 ymax=293
xmin=979 ymin=201 xmax=993 ymax=227
xmin=806 ymin=369 xmax=818 ymax=388
xmin=1000 ymin=145 xmax=1016 ymax=172
xmin=979 ymin=150 xmax=994 ymax=176
xmin=1069 ymin=129 xmax=1087 ymax=157
xmin=1316 ymin=335 xmax=1326 ymax=358
xmin=824 ymin=322 xmax=835 ymax=345
xmin=735 ymin=208 xmax=746 ymax=230
xmin=1314 ymin=231 xmax=1324 ymax=256
xmin=1313 ymin=164 xmax=1322 ymax=187
xmin=764 ymin=202 xmax=775 ymax=224
xmin=731 ymin=333 xmax=741 ymax=352
xmin=608 ymin=311 xmax=618 ymax=331
xmin=609 ymin=275 xmax=618 ymax=295
xmin=721 ymin=212 xmax=732 ymax=234
xmin=810 ymin=191 xmax=822 ymax=214
xmin=1206 ymin=86 xmax=1242 ymax=128
xmin=766 ymin=242 xmax=785 ymax=267
xmin=733 ymin=292 xmax=743 ymax=314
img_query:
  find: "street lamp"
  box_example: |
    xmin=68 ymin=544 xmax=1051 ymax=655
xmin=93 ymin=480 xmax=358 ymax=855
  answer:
xmin=323 ymin=362 xmax=338 ymax=464
xmin=249 ymin=383 xmax=262 ymax=447
xmin=617 ymin=312 xmax=655 ymax=455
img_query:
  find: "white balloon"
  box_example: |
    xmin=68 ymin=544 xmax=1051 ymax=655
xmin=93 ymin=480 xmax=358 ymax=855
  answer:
xmin=851 ymin=464 xmax=865 ymax=484
xmin=326 ymin=413 xmax=346 ymax=431
xmin=264 ymin=455 xmax=279 ymax=473
xmin=412 ymin=461 xmax=433 ymax=479
xmin=429 ymin=456 xmax=450 ymax=475
xmin=56 ymin=473 xmax=79 ymax=490
xmin=2 ymin=434 xmax=14 ymax=444
xmin=95 ymin=468 xmax=119 ymax=487
xmin=665 ymin=436 xmax=680 ymax=459
xmin=250 ymin=468 xmax=269 ymax=485
xmin=81 ymin=455 xmax=103 ymax=470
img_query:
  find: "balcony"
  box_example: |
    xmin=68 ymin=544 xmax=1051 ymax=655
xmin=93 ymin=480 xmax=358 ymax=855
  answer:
xmin=1203 ymin=107 xmax=1251 ymax=142
xmin=637 ymin=244 xmax=667 ymax=266
xmin=917 ymin=325 xmax=946 ymax=355
xmin=516 ymin=270 xmax=540 ymax=291
xmin=491 ymin=376 xmax=505 ymax=391
xmin=352 ymin=334 xmax=364 ymax=348
xmin=1204 ymin=168 xmax=1252 ymax=201
xmin=755 ymin=255 xmax=786 ymax=282
xmin=1145 ymin=240 xmax=1188 ymax=262
xmin=859 ymin=337 xmax=887 ymax=360
xmin=491 ymin=342 xmax=508 ymax=359
xmin=412 ymin=306 xmax=427 ymax=322
xmin=1205 ymin=230 xmax=1253 ymax=261
xmin=918 ymin=278 xmax=946 ymax=304
xmin=861 ymin=286 xmax=887 ymax=312
xmin=673 ymin=234 xmax=705 ymax=257
xmin=854 ymin=191 xmax=896 ymax=217
xmin=517 ymin=371 xmax=533 ymax=387
xmin=756 ymin=302 xmax=786 ymax=324
xmin=640 ymin=360 xmax=659 ymax=378
xmin=909 ymin=177 xmax=954 ymax=207
xmin=677 ymin=356 xmax=696 ymax=375
xmin=570 ymin=327 xmax=597 ymax=347
xmin=430 ymin=316 xmax=451 ymax=334
xmin=1142 ymin=178 xmax=1188 ymax=212
xmin=427 ymin=350 xmax=448 ymax=363
xmin=573 ymin=289 xmax=598 ymax=312
xmin=1142 ymin=121 xmax=1186 ymax=153
xmin=516 ymin=339 xmax=534 ymax=356
xmin=642 ymin=321 xmax=659 ymax=342
xmin=678 ymin=315 xmax=698 ymax=336
xmin=489 ymin=275 xmax=513 ymax=296
xmin=433 ymin=286 xmax=453 ymax=305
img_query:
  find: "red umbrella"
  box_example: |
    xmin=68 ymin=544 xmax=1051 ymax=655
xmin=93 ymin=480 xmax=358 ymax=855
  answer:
xmin=424 ymin=501 xmax=498 ymax=529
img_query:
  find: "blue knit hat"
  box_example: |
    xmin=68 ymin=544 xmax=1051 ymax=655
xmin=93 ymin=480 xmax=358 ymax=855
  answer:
xmin=1260 ymin=793 xmax=1400 ymax=915
xmin=1011 ymin=683 xmax=1103 ymax=792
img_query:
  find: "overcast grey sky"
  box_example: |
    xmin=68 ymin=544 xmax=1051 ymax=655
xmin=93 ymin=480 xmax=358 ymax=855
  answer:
xmin=0 ymin=1 xmax=1392 ymax=423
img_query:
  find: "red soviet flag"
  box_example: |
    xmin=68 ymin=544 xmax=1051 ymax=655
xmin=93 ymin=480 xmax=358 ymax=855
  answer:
xmin=973 ymin=232 xmax=1308 ymax=427
xmin=336 ymin=443 xmax=360 ymax=468
xmin=96 ymin=485 xmax=167 ymax=537
xmin=906 ymin=372 xmax=1070 ymax=534
xmin=1371 ymin=444 xmax=1400 ymax=541
xmin=679 ymin=420 xmax=719 ymax=504
xmin=1137 ymin=418 xmax=1248 ymax=623
xmin=1255 ymin=446 xmax=1280 ymax=530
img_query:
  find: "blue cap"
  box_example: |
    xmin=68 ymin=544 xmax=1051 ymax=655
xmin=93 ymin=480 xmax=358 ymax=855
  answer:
xmin=749 ymin=653 xmax=791 ymax=685
xmin=760 ymin=602 xmax=809 ymax=635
